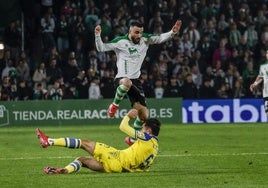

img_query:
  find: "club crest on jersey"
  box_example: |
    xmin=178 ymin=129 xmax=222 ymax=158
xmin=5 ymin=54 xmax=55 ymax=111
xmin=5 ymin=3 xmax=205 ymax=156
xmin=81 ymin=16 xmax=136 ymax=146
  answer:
xmin=128 ymin=47 xmax=138 ymax=55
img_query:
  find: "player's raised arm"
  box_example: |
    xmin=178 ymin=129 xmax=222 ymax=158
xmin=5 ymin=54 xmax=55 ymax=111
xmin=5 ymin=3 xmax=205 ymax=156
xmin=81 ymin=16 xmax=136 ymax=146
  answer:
xmin=172 ymin=20 xmax=182 ymax=34
xmin=119 ymin=109 xmax=138 ymax=138
xmin=94 ymin=25 xmax=116 ymax=52
xmin=147 ymin=20 xmax=182 ymax=44
xmin=95 ymin=25 xmax=101 ymax=35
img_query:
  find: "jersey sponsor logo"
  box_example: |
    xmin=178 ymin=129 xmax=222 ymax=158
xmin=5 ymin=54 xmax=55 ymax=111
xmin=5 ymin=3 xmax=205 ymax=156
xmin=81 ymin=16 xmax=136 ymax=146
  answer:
xmin=128 ymin=47 xmax=138 ymax=54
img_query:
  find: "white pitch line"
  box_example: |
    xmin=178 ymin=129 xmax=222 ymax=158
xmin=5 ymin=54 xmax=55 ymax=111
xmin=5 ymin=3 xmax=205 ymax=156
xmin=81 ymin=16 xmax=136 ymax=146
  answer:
xmin=159 ymin=152 xmax=268 ymax=157
xmin=1 ymin=152 xmax=268 ymax=161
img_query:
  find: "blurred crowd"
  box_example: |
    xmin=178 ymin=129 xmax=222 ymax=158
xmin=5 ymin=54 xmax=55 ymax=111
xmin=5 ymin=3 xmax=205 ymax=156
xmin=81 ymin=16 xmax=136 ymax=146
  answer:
xmin=1 ymin=0 xmax=268 ymax=101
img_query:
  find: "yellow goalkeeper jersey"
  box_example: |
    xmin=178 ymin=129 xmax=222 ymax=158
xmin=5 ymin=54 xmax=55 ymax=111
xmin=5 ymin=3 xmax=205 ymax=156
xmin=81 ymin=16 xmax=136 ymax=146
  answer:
xmin=119 ymin=116 xmax=159 ymax=172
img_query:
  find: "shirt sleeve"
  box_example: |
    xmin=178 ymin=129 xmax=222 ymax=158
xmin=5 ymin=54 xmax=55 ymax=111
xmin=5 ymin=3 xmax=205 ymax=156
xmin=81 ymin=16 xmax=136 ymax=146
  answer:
xmin=147 ymin=30 xmax=175 ymax=44
xmin=95 ymin=34 xmax=115 ymax=52
xmin=119 ymin=116 xmax=136 ymax=138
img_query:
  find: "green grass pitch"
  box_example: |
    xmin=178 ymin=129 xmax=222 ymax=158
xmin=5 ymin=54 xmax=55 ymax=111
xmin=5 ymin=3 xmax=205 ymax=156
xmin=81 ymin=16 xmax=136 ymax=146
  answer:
xmin=1 ymin=123 xmax=268 ymax=188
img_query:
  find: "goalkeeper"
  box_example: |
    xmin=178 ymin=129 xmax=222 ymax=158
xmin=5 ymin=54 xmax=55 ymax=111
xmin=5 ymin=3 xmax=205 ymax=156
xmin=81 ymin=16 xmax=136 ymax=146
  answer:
xmin=36 ymin=109 xmax=161 ymax=174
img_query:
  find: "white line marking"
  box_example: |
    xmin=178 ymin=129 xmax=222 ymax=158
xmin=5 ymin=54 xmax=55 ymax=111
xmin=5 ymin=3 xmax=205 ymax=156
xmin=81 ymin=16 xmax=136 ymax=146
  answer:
xmin=1 ymin=152 xmax=268 ymax=160
xmin=159 ymin=152 xmax=268 ymax=157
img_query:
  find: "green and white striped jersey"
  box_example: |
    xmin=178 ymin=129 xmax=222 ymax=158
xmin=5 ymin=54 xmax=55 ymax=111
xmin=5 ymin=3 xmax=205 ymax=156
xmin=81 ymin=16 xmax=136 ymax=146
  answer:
xmin=95 ymin=30 xmax=175 ymax=79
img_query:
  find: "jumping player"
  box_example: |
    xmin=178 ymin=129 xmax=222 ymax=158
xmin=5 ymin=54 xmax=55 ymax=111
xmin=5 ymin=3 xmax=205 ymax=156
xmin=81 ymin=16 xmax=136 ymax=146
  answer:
xmin=94 ymin=20 xmax=182 ymax=145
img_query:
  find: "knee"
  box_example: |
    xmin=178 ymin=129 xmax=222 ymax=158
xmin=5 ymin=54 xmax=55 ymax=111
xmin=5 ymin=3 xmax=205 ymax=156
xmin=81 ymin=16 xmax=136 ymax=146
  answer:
xmin=119 ymin=78 xmax=132 ymax=89
xmin=138 ymin=110 xmax=148 ymax=122
xmin=76 ymin=157 xmax=87 ymax=164
xmin=134 ymin=104 xmax=148 ymax=121
xmin=81 ymin=139 xmax=95 ymax=154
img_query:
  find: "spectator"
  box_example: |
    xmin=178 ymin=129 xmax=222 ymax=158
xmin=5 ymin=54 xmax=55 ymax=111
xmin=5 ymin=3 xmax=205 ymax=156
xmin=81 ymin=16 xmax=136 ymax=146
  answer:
xmin=46 ymin=58 xmax=63 ymax=89
xmin=72 ymin=69 xmax=89 ymax=99
xmin=9 ymin=81 xmax=18 ymax=101
xmin=243 ymin=22 xmax=258 ymax=50
xmin=242 ymin=61 xmax=258 ymax=98
xmin=179 ymin=33 xmax=194 ymax=57
xmin=32 ymin=62 xmax=47 ymax=90
xmin=183 ymin=20 xmax=200 ymax=49
xmin=99 ymin=15 xmax=112 ymax=38
xmin=60 ymin=0 xmax=73 ymax=20
xmin=163 ymin=76 xmax=182 ymax=98
xmin=0 ymin=76 xmax=10 ymax=101
xmin=140 ymin=70 xmax=154 ymax=98
xmin=212 ymin=37 xmax=232 ymax=70
xmin=154 ymin=79 xmax=164 ymax=99
xmin=1 ymin=58 xmax=16 ymax=80
xmin=100 ymin=69 xmax=114 ymax=98
xmin=56 ymin=14 xmax=70 ymax=56
xmin=229 ymin=22 xmax=242 ymax=49
xmin=197 ymin=34 xmax=214 ymax=66
xmin=73 ymin=15 xmax=86 ymax=59
xmin=33 ymin=83 xmax=48 ymax=100
xmin=199 ymin=78 xmax=217 ymax=99
xmin=233 ymin=79 xmax=245 ymax=98
xmin=86 ymin=49 xmax=100 ymax=74
xmin=224 ymin=66 xmax=237 ymax=91
xmin=17 ymin=80 xmax=33 ymax=100
xmin=88 ymin=76 xmax=102 ymax=99
xmin=190 ymin=64 xmax=202 ymax=90
xmin=45 ymin=47 xmax=62 ymax=68
xmin=41 ymin=12 xmax=56 ymax=51
xmin=189 ymin=49 xmax=207 ymax=75
xmin=48 ymin=81 xmax=62 ymax=100
xmin=0 ymin=49 xmax=12 ymax=75
xmin=63 ymin=84 xmax=78 ymax=99
xmin=41 ymin=0 xmax=53 ymax=16
xmin=63 ymin=58 xmax=80 ymax=85
xmin=16 ymin=59 xmax=31 ymax=86
xmin=3 ymin=20 xmax=21 ymax=56
xmin=182 ymin=73 xmax=198 ymax=99
xmin=217 ymin=83 xmax=229 ymax=98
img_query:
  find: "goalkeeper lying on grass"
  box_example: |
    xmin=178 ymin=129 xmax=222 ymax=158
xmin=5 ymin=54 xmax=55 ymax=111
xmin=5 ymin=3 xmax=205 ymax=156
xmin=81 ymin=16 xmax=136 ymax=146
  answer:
xmin=36 ymin=109 xmax=161 ymax=174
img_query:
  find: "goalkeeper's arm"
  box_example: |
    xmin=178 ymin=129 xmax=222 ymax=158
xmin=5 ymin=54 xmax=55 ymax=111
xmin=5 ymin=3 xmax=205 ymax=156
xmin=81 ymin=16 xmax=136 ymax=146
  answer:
xmin=119 ymin=109 xmax=138 ymax=138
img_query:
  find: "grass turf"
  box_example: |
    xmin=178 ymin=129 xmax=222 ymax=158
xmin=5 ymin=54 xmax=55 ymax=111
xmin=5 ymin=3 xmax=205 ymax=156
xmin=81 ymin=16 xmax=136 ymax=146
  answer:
xmin=0 ymin=123 xmax=268 ymax=188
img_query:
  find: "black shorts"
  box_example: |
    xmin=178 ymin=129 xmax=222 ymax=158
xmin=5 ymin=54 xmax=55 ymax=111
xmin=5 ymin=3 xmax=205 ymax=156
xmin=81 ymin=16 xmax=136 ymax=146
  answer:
xmin=114 ymin=78 xmax=147 ymax=107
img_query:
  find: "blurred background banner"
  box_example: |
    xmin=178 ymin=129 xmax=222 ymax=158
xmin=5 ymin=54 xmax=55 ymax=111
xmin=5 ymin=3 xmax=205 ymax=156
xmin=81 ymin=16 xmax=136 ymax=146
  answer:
xmin=183 ymin=99 xmax=268 ymax=123
xmin=0 ymin=98 xmax=182 ymax=127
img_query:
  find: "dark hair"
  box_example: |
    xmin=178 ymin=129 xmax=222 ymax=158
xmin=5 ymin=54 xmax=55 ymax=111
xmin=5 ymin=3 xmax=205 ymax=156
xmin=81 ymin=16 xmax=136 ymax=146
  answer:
xmin=129 ymin=21 xmax=143 ymax=28
xmin=145 ymin=118 xmax=161 ymax=136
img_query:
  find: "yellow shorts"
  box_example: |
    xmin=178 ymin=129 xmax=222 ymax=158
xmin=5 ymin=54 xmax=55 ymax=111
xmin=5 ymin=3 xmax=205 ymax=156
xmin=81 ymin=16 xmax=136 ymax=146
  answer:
xmin=93 ymin=142 xmax=123 ymax=173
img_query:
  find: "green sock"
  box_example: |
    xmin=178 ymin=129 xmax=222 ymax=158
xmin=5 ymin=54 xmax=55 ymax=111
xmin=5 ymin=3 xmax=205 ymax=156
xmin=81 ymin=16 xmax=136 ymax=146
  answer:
xmin=113 ymin=85 xmax=129 ymax=105
xmin=134 ymin=117 xmax=143 ymax=130
xmin=131 ymin=117 xmax=143 ymax=141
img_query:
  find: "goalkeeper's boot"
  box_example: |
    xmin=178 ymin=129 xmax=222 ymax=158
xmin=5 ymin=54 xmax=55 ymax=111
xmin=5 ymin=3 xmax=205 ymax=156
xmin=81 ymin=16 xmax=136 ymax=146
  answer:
xmin=44 ymin=167 xmax=66 ymax=174
xmin=36 ymin=128 xmax=50 ymax=148
xmin=125 ymin=136 xmax=135 ymax=146
xmin=107 ymin=103 xmax=118 ymax=117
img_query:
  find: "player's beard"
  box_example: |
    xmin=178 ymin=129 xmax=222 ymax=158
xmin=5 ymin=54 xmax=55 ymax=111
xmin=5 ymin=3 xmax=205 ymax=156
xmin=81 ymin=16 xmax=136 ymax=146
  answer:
xmin=131 ymin=36 xmax=140 ymax=44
